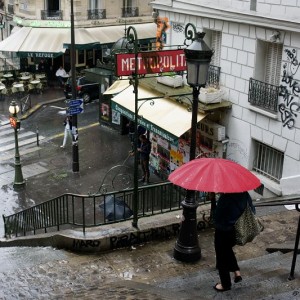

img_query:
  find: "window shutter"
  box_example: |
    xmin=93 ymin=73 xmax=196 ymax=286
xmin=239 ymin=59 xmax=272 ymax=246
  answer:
xmin=265 ymin=43 xmax=283 ymax=85
xmin=211 ymin=31 xmax=221 ymax=67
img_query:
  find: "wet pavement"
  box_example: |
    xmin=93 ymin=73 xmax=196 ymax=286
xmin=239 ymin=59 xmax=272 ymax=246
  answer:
xmin=0 ymin=207 xmax=299 ymax=299
xmin=0 ymin=84 xmax=299 ymax=299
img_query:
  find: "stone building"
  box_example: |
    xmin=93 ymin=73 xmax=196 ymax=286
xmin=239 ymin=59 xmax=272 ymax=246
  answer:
xmin=152 ymin=0 xmax=300 ymax=197
xmin=0 ymin=0 xmax=155 ymax=72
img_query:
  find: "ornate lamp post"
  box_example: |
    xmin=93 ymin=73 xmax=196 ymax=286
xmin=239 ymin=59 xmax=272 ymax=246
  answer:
xmin=9 ymin=101 xmax=25 ymax=187
xmin=126 ymin=26 xmax=139 ymax=228
xmin=173 ymin=23 xmax=213 ymax=262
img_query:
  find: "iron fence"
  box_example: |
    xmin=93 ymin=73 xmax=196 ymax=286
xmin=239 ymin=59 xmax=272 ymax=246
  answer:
xmin=3 ymin=182 xmax=209 ymax=238
xmin=248 ymin=78 xmax=279 ymax=112
xmin=87 ymin=9 xmax=106 ymax=20
xmin=207 ymin=65 xmax=221 ymax=88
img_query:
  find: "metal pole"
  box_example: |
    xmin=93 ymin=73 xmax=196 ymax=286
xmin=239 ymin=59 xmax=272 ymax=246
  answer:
xmin=288 ymin=204 xmax=300 ymax=280
xmin=127 ymin=26 xmax=139 ymax=228
xmin=70 ymin=0 xmax=79 ymax=172
xmin=173 ymin=86 xmax=201 ymax=262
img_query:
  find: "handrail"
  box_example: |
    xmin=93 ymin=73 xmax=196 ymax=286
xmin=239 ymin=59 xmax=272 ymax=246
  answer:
xmin=2 ymin=182 xmax=195 ymax=238
xmin=253 ymin=198 xmax=300 ymax=281
xmin=3 ymin=185 xmax=300 ymax=280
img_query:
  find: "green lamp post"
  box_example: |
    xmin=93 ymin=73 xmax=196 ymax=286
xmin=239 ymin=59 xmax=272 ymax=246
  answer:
xmin=173 ymin=23 xmax=213 ymax=262
xmin=9 ymin=100 xmax=25 ymax=187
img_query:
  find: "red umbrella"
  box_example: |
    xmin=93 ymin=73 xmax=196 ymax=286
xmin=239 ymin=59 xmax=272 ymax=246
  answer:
xmin=168 ymin=158 xmax=261 ymax=193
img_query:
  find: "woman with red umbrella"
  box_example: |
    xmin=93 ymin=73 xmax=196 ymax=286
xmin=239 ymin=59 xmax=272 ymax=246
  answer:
xmin=213 ymin=191 xmax=255 ymax=292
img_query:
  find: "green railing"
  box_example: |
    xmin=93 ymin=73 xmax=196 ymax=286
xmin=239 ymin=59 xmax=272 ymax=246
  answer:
xmin=2 ymin=182 xmax=208 ymax=238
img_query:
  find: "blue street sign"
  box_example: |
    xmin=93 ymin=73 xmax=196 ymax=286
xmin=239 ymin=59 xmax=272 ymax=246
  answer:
xmin=68 ymin=99 xmax=83 ymax=107
xmin=67 ymin=106 xmax=84 ymax=115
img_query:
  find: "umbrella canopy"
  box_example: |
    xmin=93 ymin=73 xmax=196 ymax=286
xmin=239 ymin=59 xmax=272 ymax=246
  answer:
xmin=99 ymin=195 xmax=133 ymax=221
xmin=168 ymin=158 xmax=261 ymax=193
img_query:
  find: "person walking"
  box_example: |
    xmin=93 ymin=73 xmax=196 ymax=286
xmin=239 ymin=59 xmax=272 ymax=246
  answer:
xmin=137 ymin=134 xmax=151 ymax=184
xmin=213 ymin=191 xmax=255 ymax=292
xmin=61 ymin=116 xmax=73 ymax=148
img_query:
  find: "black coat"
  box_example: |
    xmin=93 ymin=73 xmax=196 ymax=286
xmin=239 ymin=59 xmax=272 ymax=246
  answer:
xmin=214 ymin=192 xmax=255 ymax=231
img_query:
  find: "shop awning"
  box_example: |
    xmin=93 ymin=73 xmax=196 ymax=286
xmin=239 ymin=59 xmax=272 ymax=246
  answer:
xmin=111 ymin=85 xmax=206 ymax=144
xmin=103 ymin=79 xmax=130 ymax=95
xmin=88 ymin=23 xmax=157 ymax=44
xmin=0 ymin=23 xmax=156 ymax=58
xmin=0 ymin=27 xmax=67 ymax=58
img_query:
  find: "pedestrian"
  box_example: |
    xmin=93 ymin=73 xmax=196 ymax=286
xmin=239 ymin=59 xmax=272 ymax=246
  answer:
xmin=61 ymin=115 xmax=72 ymax=148
xmin=137 ymin=125 xmax=146 ymax=148
xmin=55 ymin=66 xmax=67 ymax=87
xmin=213 ymin=191 xmax=255 ymax=292
xmin=38 ymin=59 xmax=47 ymax=73
xmin=137 ymin=134 xmax=151 ymax=184
xmin=126 ymin=121 xmax=135 ymax=150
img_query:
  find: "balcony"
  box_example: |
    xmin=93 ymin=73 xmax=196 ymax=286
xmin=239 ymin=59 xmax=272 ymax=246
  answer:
xmin=207 ymin=65 xmax=221 ymax=88
xmin=248 ymin=78 xmax=279 ymax=113
xmin=87 ymin=9 xmax=106 ymax=20
xmin=122 ymin=7 xmax=139 ymax=18
xmin=41 ymin=10 xmax=63 ymax=20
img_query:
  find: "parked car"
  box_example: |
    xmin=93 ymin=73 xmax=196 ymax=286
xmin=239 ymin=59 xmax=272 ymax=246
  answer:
xmin=64 ymin=76 xmax=100 ymax=103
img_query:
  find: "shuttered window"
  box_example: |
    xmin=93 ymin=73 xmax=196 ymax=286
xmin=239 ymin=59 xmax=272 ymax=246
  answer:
xmin=264 ymin=42 xmax=283 ymax=86
xmin=211 ymin=31 xmax=222 ymax=67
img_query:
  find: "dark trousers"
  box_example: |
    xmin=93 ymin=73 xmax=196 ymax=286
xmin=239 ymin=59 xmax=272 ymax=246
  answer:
xmin=214 ymin=228 xmax=240 ymax=288
xmin=141 ymin=158 xmax=150 ymax=182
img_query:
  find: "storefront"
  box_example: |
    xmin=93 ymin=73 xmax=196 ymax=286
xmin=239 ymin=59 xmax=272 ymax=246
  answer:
xmin=109 ymin=82 xmax=229 ymax=180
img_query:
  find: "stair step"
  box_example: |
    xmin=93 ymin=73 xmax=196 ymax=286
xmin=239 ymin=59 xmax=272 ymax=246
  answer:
xmin=155 ymin=252 xmax=300 ymax=299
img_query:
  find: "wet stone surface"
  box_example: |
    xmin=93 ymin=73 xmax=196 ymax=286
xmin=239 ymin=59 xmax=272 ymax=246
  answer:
xmin=0 ymin=209 xmax=299 ymax=299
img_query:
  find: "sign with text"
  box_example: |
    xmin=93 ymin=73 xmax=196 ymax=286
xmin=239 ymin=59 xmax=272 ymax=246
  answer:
xmin=115 ymin=49 xmax=186 ymax=76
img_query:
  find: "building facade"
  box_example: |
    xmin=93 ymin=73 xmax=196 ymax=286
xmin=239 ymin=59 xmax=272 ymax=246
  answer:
xmin=0 ymin=0 xmax=154 ymax=71
xmin=152 ymin=0 xmax=300 ymax=197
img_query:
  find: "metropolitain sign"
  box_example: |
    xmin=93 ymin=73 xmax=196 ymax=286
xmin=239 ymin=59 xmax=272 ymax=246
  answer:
xmin=115 ymin=49 xmax=186 ymax=76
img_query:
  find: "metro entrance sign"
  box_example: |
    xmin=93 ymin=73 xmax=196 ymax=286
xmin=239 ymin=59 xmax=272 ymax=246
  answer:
xmin=115 ymin=49 xmax=186 ymax=76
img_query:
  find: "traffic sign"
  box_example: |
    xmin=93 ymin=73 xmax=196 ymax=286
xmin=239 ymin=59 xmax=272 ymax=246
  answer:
xmin=68 ymin=99 xmax=83 ymax=107
xmin=67 ymin=106 xmax=84 ymax=115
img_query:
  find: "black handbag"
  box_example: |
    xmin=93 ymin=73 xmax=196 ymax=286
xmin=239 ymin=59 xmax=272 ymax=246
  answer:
xmin=235 ymin=202 xmax=264 ymax=246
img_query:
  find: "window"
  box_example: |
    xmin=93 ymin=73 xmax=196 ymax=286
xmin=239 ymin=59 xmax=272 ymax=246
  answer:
xmin=249 ymin=41 xmax=283 ymax=112
xmin=204 ymin=30 xmax=222 ymax=87
xmin=254 ymin=41 xmax=283 ymax=86
xmin=253 ymin=141 xmax=284 ymax=183
xmin=250 ymin=0 xmax=257 ymax=11
xmin=210 ymin=31 xmax=222 ymax=67
xmin=89 ymin=0 xmax=99 ymax=9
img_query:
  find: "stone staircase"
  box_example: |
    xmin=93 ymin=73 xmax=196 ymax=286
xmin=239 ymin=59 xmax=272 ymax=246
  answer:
xmin=155 ymin=251 xmax=300 ymax=299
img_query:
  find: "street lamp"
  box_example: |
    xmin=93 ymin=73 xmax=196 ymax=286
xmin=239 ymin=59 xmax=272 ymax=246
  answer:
xmin=9 ymin=100 xmax=25 ymax=187
xmin=126 ymin=26 xmax=139 ymax=228
xmin=173 ymin=23 xmax=213 ymax=262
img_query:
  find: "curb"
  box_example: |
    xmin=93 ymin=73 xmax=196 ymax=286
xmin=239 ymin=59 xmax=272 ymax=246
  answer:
xmin=0 ymin=208 xmax=212 ymax=253
xmin=20 ymin=97 xmax=65 ymax=120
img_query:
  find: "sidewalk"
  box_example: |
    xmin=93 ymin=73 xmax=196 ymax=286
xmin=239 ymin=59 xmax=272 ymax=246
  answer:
xmin=0 ymin=84 xmax=65 ymax=125
xmin=0 ymin=82 xmax=300 ymax=299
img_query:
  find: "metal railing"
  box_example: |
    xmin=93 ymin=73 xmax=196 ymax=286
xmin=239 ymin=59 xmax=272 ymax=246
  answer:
xmin=248 ymin=78 xmax=279 ymax=113
xmin=207 ymin=65 xmax=221 ymax=88
xmin=253 ymin=141 xmax=284 ymax=183
xmin=254 ymin=197 xmax=300 ymax=280
xmin=121 ymin=7 xmax=139 ymax=17
xmin=41 ymin=10 xmax=63 ymax=20
xmin=3 ymin=182 xmax=209 ymax=238
xmin=87 ymin=9 xmax=106 ymax=20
